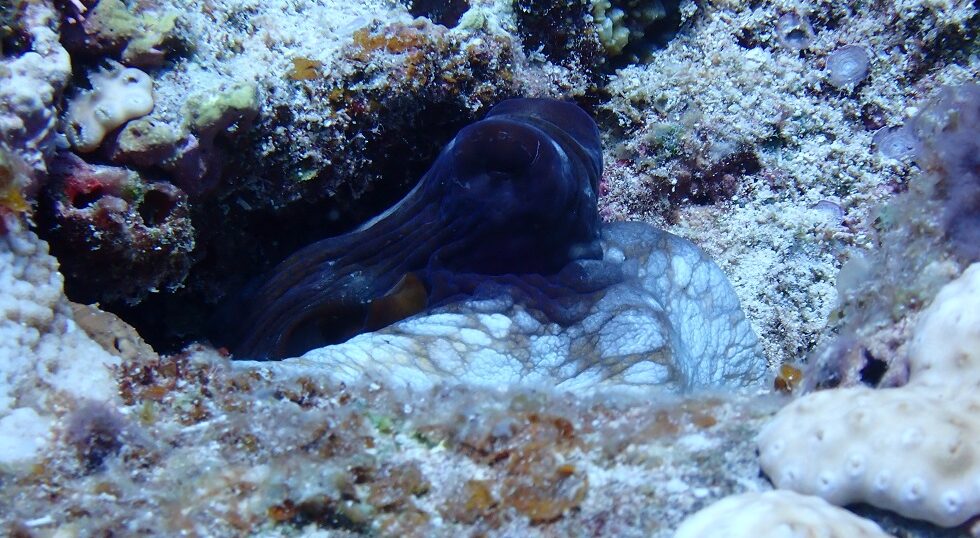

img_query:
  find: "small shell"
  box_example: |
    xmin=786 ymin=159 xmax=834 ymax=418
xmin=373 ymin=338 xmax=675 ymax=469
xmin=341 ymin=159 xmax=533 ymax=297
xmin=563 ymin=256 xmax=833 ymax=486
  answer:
xmin=827 ymin=45 xmax=871 ymax=89
xmin=811 ymin=199 xmax=845 ymax=223
xmin=873 ymin=125 xmax=918 ymax=160
xmin=775 ymin=12 xmax=814 ymax=50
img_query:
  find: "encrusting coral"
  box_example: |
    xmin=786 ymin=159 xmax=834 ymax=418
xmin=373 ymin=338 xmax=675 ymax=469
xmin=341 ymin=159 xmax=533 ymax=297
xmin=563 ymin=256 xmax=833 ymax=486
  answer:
xmin=758 ymin=263 xmax=980 ymax=527
xmin=0 ymin=214 xmax=119 ymax=465
xmin=63 ymin=61 xmax=155 ymax=153
xmin=674 ymin=489 xmax=891 ymax=537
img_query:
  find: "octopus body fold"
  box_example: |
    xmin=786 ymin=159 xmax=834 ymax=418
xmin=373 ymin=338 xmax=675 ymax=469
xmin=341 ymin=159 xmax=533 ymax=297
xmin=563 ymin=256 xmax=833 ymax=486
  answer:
xmin=217 ymin=98 xmax=606 ymax=360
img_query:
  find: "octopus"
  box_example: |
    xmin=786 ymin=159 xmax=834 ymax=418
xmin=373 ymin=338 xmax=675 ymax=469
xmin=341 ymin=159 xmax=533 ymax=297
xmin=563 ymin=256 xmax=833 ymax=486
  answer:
xmin=216 ymin=98 xmax=765 ymax=394
xmin=217 ymin=98 xmax=605 ymax=360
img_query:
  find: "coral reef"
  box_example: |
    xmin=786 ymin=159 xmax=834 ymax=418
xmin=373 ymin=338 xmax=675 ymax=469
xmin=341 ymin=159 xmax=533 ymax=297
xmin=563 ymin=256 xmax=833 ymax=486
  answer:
xmin=254 ymin=16 xmax=522 ymax=205
xmin=0 ymin=0 xmax=977 ymax=536
xmin=0 ymin=147 xmax=32 ymax=213
xmin=758 ymin=263 xmax=980 ymax=527
xmin=175 ymin=82 xmax=259 ymax=196
xmin=0 ymin=215 xmax=119 ymax=464
xmin=0 ymin=0 xmax=71 ymax=195
xmin=675 ymin=489 xmax=891 ymax=537
xmin=104 ymin=81 xmax=259 ymax=199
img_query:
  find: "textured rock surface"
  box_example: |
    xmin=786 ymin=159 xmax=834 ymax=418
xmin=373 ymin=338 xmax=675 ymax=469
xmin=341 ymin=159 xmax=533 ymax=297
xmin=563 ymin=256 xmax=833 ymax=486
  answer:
xmin=248 ymin=222 xmax=765 ymax=393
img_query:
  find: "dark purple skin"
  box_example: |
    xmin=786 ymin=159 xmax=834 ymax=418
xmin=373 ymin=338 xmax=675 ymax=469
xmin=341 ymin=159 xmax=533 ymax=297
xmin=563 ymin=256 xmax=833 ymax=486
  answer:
xmin=214 ymin=98 xmax=609 ymax=360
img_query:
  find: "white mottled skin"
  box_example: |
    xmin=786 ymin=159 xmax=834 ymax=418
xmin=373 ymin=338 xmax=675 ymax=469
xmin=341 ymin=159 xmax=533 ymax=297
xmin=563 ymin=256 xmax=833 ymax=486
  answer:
xmin=241 ymin=222 xmax=767 ymax=394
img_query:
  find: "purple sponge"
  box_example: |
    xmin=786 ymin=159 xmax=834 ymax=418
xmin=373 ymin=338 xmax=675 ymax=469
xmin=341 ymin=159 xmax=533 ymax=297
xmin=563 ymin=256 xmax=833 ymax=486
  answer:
xmin=912 ymin=84 xmax=980 ymax=261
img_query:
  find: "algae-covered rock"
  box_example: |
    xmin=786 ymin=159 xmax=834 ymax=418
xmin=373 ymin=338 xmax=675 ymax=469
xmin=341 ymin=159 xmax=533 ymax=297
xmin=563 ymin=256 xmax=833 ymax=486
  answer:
xmin=183 ymin=83 xmax=259 ymax=136
xmin=122 ymin=12 xmax=183 ymax=67
xmin=111 ymin=117 xmax=184 ymax=168
xmin=60 ymin=0 xmax=185 ymax=66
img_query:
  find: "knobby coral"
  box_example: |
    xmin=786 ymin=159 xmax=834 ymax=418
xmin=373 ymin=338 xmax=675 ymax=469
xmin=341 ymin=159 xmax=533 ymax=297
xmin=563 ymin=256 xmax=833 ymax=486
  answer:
xmin=758 ymin=263 xmax=980 ymax=527
xmin=675 ymin=489 xmax=890 ymax=537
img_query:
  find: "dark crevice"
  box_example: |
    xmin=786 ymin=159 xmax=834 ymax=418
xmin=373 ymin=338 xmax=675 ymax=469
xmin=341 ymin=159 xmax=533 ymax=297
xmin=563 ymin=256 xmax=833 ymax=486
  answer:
xmin=407 ymin=0 xmax=470 ymax=27
xmin=138 ymin=189 xmax=176 ymax=226
xmin=858 ymin=351 xmax=888 ymax=386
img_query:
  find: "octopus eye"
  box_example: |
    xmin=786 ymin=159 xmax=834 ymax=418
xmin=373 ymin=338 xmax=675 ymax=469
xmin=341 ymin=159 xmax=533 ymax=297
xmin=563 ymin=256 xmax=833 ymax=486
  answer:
xmin=451 ymin=120 xmax=542 ymax=180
